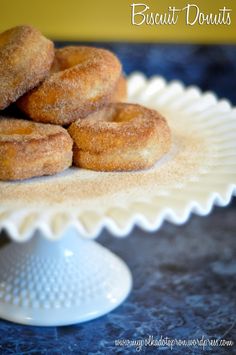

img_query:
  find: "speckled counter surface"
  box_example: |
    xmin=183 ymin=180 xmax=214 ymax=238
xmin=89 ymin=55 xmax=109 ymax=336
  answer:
xmin=0 ymin=44 xmax=236 ymax=354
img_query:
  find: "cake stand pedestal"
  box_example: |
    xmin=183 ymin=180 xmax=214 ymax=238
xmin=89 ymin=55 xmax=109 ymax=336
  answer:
xmin=0 ymin=230 xmax=132 ymax=326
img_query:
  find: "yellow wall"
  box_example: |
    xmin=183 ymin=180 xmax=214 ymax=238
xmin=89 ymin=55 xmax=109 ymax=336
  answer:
xmin=1 ymin=0 xmax=235 ymax=43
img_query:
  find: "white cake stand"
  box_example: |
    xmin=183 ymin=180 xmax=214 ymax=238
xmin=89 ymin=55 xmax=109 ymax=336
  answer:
xmin=0 ymin=230 xmax=132 ymax=326
xmin=0 ymin=73 xmax=235 ymax=326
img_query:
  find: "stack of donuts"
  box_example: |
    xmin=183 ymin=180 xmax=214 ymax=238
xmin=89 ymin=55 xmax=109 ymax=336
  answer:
xmin=0 ymin=25 xmax=171 ymax=181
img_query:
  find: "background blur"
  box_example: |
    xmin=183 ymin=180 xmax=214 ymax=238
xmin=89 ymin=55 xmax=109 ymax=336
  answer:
xmin=1 ymin=0 xmax=236 ymax=43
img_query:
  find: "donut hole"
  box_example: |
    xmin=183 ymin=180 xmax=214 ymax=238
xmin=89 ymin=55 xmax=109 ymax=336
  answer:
xmin=63 ymin=53 xmax=90 ymax=68
xmin=114 ymin=108 xmax=139 ymax=123
xmin=51 ymin=52 xmax=91 ymax=73
xmin=0 ymin=126 xmax=33 ymax=136
xmin=88 ymin=105 xmax=139 ymax=124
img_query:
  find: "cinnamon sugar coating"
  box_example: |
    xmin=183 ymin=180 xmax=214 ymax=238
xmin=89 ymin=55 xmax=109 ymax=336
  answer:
xmin=68 ymin=103 xmax=171 ymax=171
xmin=0 ymin=25 xmax=54 ymax=110
xmin=18 ymin=46 xmax=122 ymax=126
xmin=0 ymin=117 xmax=73 ymax=180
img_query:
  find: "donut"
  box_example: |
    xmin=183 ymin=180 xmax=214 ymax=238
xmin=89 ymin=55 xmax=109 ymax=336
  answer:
xmin=68 ymin=103 xmax=171 ymax=171
xmin=17 ymin=46 xmax=122 ymax=126
xmin=0 ymin=25 xmax=54 ymax=110
xmin=0 ymin=118 xmax=73 ymax=180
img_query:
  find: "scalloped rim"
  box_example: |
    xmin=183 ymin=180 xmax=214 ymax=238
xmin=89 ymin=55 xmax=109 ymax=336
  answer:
xmin=0 ymin=73 xmax=236 ymax=241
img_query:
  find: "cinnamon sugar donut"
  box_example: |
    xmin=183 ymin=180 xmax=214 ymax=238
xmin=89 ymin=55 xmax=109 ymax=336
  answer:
xmin=0 ymin=25 xmax=54 ymax=110
xmin=68 ymin=103 xmax=171 ymax=171
xmin=0 ymin=118 xmax=73 ymax=180
xmin=18 ymin=46 xmax=122 ymax=126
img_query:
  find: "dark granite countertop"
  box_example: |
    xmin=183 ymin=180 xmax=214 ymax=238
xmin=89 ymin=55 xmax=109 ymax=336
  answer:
xmin=0 ymin=43 xmax=235 ymax=354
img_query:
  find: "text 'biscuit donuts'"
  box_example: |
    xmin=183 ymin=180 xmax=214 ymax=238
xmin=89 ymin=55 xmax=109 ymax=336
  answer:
xmin=0 ymin=25 xmax=54 ymax=110
xmin=0 ymin=118 xmax=73 ymax=180
xmin=18 ymin=46 xmax=122 ymax=126
xmin=68 ymin=103 xmax=171 ymax=171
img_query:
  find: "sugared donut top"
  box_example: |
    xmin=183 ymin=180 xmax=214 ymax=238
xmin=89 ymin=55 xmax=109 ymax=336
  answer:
xmin=0 ymin=117 xmax=70 ymax=143
xmin=68 ymin=103 xmax=170 ymax=153
xmin=17 ymin=46 xmax=122 ymax=125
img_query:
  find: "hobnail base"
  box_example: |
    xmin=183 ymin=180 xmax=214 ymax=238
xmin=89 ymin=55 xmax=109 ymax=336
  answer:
xmin=0 ymin=231 xmax=132 ymax=326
